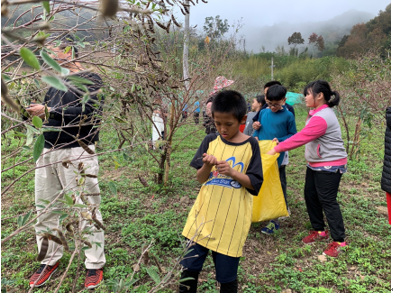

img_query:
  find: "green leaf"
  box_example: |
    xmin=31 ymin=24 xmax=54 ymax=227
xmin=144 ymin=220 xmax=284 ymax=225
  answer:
xmin=33 ymin=134 xmax=45 ymax=162
xmin=73 ymin=204 xmax=88 ymax=208
xmin=64 ymin=194 xmax=74 ymax=206
xmin=108 ymin=181 xmax=117 ymax=195
xmin=67 ymin=75 xmax=94 ymax=85
xmin=32 ymin=116 xmax=43 ymax=128
xmin=146 ymin=267 xmax=160 ymax=284
xmin=20 ymin=47 xmax=40 ymax=70
xmin=17 ymin=216 xmax=23 ymax=227
xmin=22 ymin=210 xmax=32 ymax=226
xmin=42 ymin=127 xmax=60 ymax=132
xmin=81 ymin=94 xmax=90 ymax=112
xmin=41 ymin=76 xmax=67 ymax=91
xmin=59 ymin=213 xmax=68 ymax=221
xmin=42 ymin=1 xmax=50 ymax=13
xmin=78 ymin=177 xmax=85 ymax=186
xmin=13 ymin=131 xmax=26 ymax=138
xmin=40 ymin=50 xmax=62 ymax=72
xmin=26 ymin=124 xmax=40 ymax=134
xmin=64 ymin=46 xmax=71 ymax=54
xmin=61 ymin=67 xmax=70 ymax=76
xmin=179 ymin=277 xmax=196 ymax=283
xmin=38 ymin=198 xmax=51 ymax=205
xmin=2 ymin=74 xmax=11 ymax=81
xmin=51 ymin=210 xmax=65 ymax=214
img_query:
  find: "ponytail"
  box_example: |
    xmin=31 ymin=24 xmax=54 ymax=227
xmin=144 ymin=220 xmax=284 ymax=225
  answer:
xmin=304 ymin=80 xmax=340 ymax=108
xmin=328 ymin=90 xmax=340 ymax=107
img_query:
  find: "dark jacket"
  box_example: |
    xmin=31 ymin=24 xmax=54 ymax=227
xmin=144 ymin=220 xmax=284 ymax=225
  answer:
xmin=381 ymin=107 xmax=391 ymax=193
xmin=43 ymin=72 xmax=104 ymax=149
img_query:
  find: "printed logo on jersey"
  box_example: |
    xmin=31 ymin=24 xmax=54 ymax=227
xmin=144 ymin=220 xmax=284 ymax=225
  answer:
xmin=204 ymin=157 xmax=244 ymax=189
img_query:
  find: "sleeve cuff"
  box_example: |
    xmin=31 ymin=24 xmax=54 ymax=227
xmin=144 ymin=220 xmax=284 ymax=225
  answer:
xmin=274 ymin=145 xmax=283 ymax=153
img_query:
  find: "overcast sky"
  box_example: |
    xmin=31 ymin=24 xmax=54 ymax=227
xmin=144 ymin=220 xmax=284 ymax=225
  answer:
xmin=171 ymin=0 xmax=390 ymax=51
xmin=181 ymin=0 xmax=390 ymax=28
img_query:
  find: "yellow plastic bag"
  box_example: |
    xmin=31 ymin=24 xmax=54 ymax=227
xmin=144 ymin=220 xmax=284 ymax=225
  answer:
xmin=252 ymin=140 xmax=289 ymax=222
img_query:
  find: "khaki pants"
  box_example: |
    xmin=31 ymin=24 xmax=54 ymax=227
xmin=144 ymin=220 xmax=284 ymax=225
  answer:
xmin=34 ymin=145 xmax=105 ymax=269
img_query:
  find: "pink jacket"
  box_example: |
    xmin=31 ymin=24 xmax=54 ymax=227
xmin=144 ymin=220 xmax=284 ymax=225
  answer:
xmin=274 ymin=104 xmax=347 ymax=167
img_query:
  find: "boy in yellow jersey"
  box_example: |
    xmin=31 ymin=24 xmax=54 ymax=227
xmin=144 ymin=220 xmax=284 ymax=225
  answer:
xmin=179 ymin=90 xmax=263 ymax=293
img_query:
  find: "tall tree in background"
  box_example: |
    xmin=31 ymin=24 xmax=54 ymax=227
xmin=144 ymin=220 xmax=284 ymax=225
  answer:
xmin=288 ymin=32 xmax=304 ymax=56
xmin=288 ymin=32 xmax=305 ymax=47
xmin=203 ymin=15 xmax=229 ymax=39
xmin=308 ymin=33 xmax=325 ymax=51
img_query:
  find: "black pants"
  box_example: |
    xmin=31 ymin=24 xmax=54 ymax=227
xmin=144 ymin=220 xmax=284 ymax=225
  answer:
xmin=279 ymin=165 xmax=287 ymax=207
xmin=304 ymin=167 xmax=345 ymax=242
xmin=193 ymin=112 xmax=199 ymax=124
xmin=179 ymin=242 xmax=239 ymax=293
xmin=182 ymin=111 xmax=188 ymax=121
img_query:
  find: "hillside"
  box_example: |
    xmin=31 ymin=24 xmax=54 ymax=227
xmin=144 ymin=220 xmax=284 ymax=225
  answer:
xmin=246 ymin=10 xmax=374 ymax=53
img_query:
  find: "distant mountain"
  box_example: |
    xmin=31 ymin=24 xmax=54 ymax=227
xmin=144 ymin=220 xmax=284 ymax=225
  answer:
xmin=337 ymin=4 xmax=391 ymax=58
xmin=245 ymin=9 xmax=375 ymax=52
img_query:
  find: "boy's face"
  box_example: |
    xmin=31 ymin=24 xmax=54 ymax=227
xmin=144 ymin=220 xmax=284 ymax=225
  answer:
xmin=251 ymin=98 xmax=260 ymax=111
xmin=213 ymin=112 xmax=244 ymax=141
xmin=266 ymin=98 xmax=286 ymax=113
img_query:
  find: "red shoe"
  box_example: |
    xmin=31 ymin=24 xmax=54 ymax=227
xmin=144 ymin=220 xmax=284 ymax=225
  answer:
xmin=323 ymin=241 xmax=348 ymax=257
xmin=85 ymin=268 xmax=104 ymax=289
xmin=302 ymin=230 xmax=329 ymax=244
xmin=29 ymin=262 xmax=59 ymax=287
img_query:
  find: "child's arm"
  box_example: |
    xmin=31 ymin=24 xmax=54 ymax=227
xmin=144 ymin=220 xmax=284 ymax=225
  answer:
xmin=268 ymin=115 xmax=328 ymax=155
xmin=196 ymin=153 xmax=217 ymax=184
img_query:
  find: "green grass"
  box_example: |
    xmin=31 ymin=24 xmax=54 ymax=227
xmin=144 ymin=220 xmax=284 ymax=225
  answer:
xmin=1 ymin=105 xmax=390 ymax=293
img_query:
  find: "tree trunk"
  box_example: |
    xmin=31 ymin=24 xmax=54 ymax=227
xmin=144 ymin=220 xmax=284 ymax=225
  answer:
xmin=182 ymin=0 xmax=190 ymax=90
xmin=162 ymin=1 xmax=190 ymax=186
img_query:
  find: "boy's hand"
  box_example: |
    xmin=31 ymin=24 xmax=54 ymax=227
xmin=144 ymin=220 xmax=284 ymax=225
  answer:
xmin=272 ymin=138 xmax=279 ymax=144
xmin=267 ymin=149 xmax=276 ymax=155
xmin=216 ymin=160 xmax=234 ymax=177
xmin=202 ymin=153 xmax=218 ymax=167
xmin=252 ymin=121 xmax=261 ymax=130
xmin=27 ymin=104 xmax=48 ymax=119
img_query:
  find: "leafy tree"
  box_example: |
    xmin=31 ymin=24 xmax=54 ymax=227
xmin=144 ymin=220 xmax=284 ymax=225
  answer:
xmin=203 ymin=15 xmax=229 ymax=39
xmin=337 ymin=3 xmax=391 ymax=58
xmin=308 ymin=33 xmax=325 ymax=51
xmin=287 ymin=32 xmax=305 ymax=47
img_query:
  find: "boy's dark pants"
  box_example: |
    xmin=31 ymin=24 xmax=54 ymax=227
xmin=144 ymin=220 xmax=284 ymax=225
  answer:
xmin=279 ymin=165 xmax=288 ymax=207
xmin=304 ymin=167 xmax=346 ymax=242
xmin=193 ymin=112 xmax=199 ymax=124
xmin=179 ymin=242 xmax=239 ymax=293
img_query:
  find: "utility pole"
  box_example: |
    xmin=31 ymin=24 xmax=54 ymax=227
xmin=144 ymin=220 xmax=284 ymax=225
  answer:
xmin=270 ymin=57 xmax=276 ymax=80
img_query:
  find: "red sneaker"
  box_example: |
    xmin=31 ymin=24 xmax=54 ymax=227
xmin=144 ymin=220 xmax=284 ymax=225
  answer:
xmin=323 ymin=241 xmax=348 ymax=257
xmin=85 ymin=268 xmax=104 ymax=289
xmin=302 ymin=230 xmax=329 ymax=244
xmin=29 ymin=262 xmax=59 ymax=287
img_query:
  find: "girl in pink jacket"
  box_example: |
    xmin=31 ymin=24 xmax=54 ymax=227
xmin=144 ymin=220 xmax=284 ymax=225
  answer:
xmin=267 ymin=80 xmax=348 ymax=258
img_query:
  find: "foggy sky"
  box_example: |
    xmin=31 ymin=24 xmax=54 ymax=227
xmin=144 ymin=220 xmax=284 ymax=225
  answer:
xmin=172 ymin=0 xmax=390 ymax=52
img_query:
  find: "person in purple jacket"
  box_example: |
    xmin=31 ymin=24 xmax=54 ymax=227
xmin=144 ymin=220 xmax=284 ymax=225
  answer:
xmin=267 ymin=80 xmax=348 ymax=258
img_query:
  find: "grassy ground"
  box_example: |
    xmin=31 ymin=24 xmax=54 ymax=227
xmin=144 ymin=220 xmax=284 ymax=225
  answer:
xmin=1 ymin=106 xmax=390 ymax=293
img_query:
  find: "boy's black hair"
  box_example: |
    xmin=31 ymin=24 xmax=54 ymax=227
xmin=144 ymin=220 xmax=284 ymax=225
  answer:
xmin=255 ymin=95 xmax=265 ymax=105
xmin=264 ymin=80 xmax=282 ymax=89
xmin=266 ymin=85 xmax=287 ymax=102
xmin=304 ymin=80 xmax=341 ymax=108
xmin=211 ymin=90 xmax=247 ymax=122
